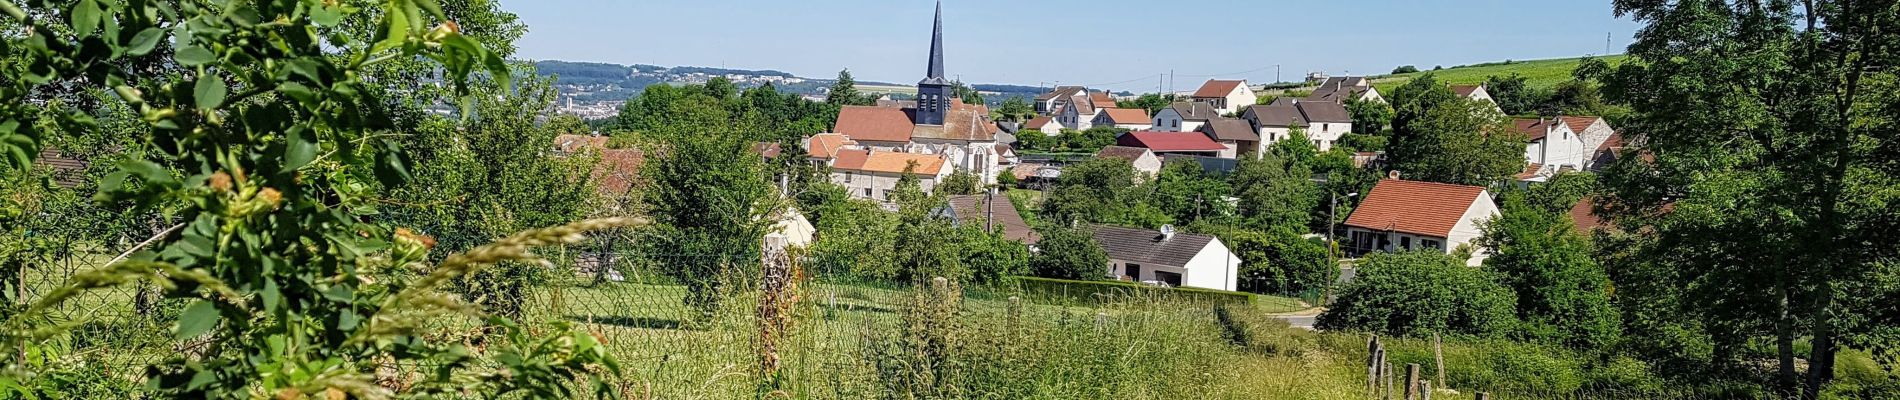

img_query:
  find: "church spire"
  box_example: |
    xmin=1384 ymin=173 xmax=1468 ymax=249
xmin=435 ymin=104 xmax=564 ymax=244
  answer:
xmin=924 ymin=1 xmax=946 ymax=81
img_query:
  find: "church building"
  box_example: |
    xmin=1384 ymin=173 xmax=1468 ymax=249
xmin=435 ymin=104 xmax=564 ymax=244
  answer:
xmin=820 ymin=2 xmax=1005 ymax=197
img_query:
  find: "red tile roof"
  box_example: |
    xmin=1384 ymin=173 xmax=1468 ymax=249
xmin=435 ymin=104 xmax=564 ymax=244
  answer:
xmin=832 ymin=149 xmax=947 ymax=175
xmin=1512 ymin=118 xmax=1555 ymax=141
xmin=752 ymin=142 xmax=782 ymax=158
xmin=593 ymin=149 xmax=646 ymax=197
xmin=1026 ymin=116 xmax=1055 ymax=129
xmin=1089 ymin=91 xmax=1117 ymax=108
xmin=1117 ymin=131 xmax=1227 ymax=152
xmin=1570 ymin=197 xmax=1605 ymax=234
xmin=1560 ymin=116 xmax=1601 ymax=134
xmin=1451 ymin=85 xmax=1482 ymax=97
xmin=1344 ymin=179 xmax=1489 ymax=238
xmin=556 ymin=134 xmax=610 ymax=153
xmin=1099 ymin=108 xmax=1151 ymax=124
xmin=834 ymin=106 xmax=916 ymax=143
xmin=1192 ymin=80 xmax=1246 ymax=98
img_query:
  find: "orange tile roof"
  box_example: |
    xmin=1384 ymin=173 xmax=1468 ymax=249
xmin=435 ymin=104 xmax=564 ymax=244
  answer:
xmin=913 ymin=101 xmax=998 ymax=142
xmin=1515 ymin=163 xmax=1545 ymax=180
xmin=1100 ymin=108 xmax=1151 ymax=124
xmin=831 ymin=149 xmax=946 ymax=175
xmin=1117 ymin=131 xmax=1227 ymax=152
xmin=1344 ymin=179 xmax=1489 ymax=238
xmin=1026 ymin=116 xmax=1055 ymax=129
xmin=1089 ymin=91 xmax=1117 ymax=108
xmin=834 ymin=106 xmax=916 ymax=143
xmin=1451 ymin=85 xmax=1482 ymax=97
xmin=805 ymin=133 xmax=856 ymax=160
xmin=1192 ymin=80 xmax=1246 ymax=98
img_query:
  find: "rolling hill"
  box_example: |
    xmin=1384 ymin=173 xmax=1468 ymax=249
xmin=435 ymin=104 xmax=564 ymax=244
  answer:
xmin=1367 ymin=55 xmax=1628 ymax=95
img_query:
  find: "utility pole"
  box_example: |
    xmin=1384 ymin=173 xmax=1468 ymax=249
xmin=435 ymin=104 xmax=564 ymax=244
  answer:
xmin=1275 ymin=64 xmax=1282 ymax=84
xmin=1168 ymin=69 xmax=1174 ymax=95
xmin=1606 ymin=32 xmax=1613 ymax=55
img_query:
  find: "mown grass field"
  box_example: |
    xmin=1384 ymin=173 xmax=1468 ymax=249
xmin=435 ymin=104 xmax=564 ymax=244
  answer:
xmin=1369 ymin=55 xmax=1631 ymax=95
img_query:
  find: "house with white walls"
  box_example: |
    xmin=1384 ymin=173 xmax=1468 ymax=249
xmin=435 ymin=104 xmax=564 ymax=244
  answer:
xmin=1153 ymin=102 xmax=1221 ymax=132
xmin=828 ymin=149 xmax=951 ymax=202
xmin=1190 ymin=79 xmax=1255 ymax=115
xmin=1343 ymin=178 xmax=1500 ymax=266
xmin=1093 ymin=108 xmax=1154 ymax=130
xmin=1240 ymin=100 xmax=1355 ymax=152
xmin=1512 ymin=116 xmax=1616 ymax=183
xmin=1091 ymin=224 xmax=1241 ymax=291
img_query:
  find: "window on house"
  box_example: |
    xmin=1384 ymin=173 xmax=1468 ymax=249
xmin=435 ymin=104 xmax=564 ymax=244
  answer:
xmin=1124 ymin=264 xmax=1141 ymax=281
xmin=863 ymin=188 xmax=872 ymax=198
xmin=844 ymin=172 xmax=853 ymax=183
xmin=1400 ymin=237 xmax=1412 ymax=250
xmin=1422 ymin=239 xmax=1442 ymax=250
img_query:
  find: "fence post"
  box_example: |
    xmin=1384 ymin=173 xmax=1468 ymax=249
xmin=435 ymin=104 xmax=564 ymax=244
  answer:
xmin=1474 ymin=392 xmax=1490 ymax=400
xmin=1383 ymin=360 xmax=1393 ymax=400
xmin=1367 ymin=335 xmax=1381 ymax=398
xmin=1404 ymin=363 xmax=1421 ymax=400
xmin=1433 ymin=332 xmax=1446 ymax=388
xmin=1420 ymin=380 xmax=1433 ymax=400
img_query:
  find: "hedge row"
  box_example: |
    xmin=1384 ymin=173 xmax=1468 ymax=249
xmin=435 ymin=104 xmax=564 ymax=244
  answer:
xmin=1014 ymin=277 xmax=1255 ymax=306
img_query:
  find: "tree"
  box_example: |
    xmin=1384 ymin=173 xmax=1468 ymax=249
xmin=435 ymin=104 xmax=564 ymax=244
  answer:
xmin=642 ymin=123 xmax=774 ymax=322
xmin=1483 ymin=74 xmax=1546 ymax=116
xmin=1041 ymin=158 xmax=1169 ymax=228
xmin=1392 ymin=65 xmax=1420 ymax=74
xmin=826 ymin=69 xmax=872 ymax=106
xmin=1317 ymin=251 xmax=1518 ymax=337
xmin=960 ymin=227 xmax=1029 ymax=286
xmin=1117 ymin=93 xmax=1177 ymax=115
xmin=995 ymin=170 xmax=1019 ymax=189
xmin=939 ymin=170 xmax=982 ymax=195
xmin=1232 ymin=153 xmax=1318 ymax=233
xmin=998 ymin=96 xmax=1034 ymax=122
xmin=1599 ymin=1 xmax=1900 ymax=395
xmin=1477 ymin=194 xmax=1619 ymax=350
xmin=1386 ymin=75 xmax=1527 ymax=186
xmin=1345 ymin=97 xmax=1395 ymax=135
xmin=1030 ymin=225 xmax=1108 ymax=280
xmin=953 ymin=81 xmax=985 ymax=105
xmin=1152 ymin=162 xmax=1235 ymax=226
xmin=0 ymin=1 xmax=623 ymax=396
xmin=1193 ymin=224 xmax=1333 ymax=296
xmin=1268 ymin=129 xmax=1320 ymax=166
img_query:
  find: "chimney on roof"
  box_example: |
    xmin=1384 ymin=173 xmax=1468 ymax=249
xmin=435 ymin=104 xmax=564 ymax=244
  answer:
xmin=1159 ymin=224 xmax=1176 ymax=240
xmin=1388 ymin=170 xmax=1402 ymax=180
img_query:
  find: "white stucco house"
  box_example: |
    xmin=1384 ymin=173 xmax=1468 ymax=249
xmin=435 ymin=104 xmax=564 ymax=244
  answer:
xmin=1095 ymin=145 xmax=1164 ymax=177
xmin=1190 ymin=79 xmax=1255 ymax=115
xmin=1513 ymin=116 xmax=1617 ymax=183
xmin=1025 ymin=116 xmax=1062 ymax=136
xmin=1305 ymin=76 xmax=1385 ymax=104
xmin=1091 ymin=224 xmax=1241 ymax=291
xmin=1342 ymin=178 xmax=1500 ymax=266
xmin=1153 ymin=102 xmax=1221 ymax=133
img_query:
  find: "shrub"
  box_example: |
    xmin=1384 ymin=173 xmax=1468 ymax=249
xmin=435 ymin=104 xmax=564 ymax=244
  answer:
xmin=1016 ymin=277 xmax=1253 ymax=307
xmin=1028 ymin=225 xmax=1108 ymax=280
xmin=1393 ymin=65 xmax=1421 ymax=74
xmin=1317 ymin=251 xmax=1518 ymax=337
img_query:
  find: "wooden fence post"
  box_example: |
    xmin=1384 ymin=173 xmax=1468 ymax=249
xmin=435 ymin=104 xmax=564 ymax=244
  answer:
xmin=1383 ymin=360 xmax=1393 ymax=400
xmin=1367 ymin=335 xmax=1380 ymax=397
xmin=1403 ymin=363 xmax=1421 ymax=400
xmin=1433 ymin=332 xmax=1447 ymax=387
xmin=1474 ymin=392 xmax=1491 ymax=400
xmin=1420 ymin=380 xmax=1433 ymax=400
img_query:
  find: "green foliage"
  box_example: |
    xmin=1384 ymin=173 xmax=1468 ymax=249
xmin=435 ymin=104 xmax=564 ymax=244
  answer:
xmin=826 ymin=69 xmax=874 ymax=106
xmin=1151 ymin=161 xmax=1235 ymax=226
xmin=1392 ymin=65 xmax=1421 ymax=74
xmin=1041 ymin=157 xmax=1169 ymax=227
xmin=997 ymin=96 xmax=1034 ymax=122
xmin=0 ymin=1 xmax=632 ymax=397
xmin=1117 ymin=93 xmax=1178 ymax=115
xmin=952 ymin=81 xmax=984 ymax=105
xmin=806 ymin=185 xmax=902 ymax=280
xmin=1053 ymin=127 xmax=1123 ymax=151
xmin=993 ymin=169 xmax=1018 ymax=188
xmin=938 ymin=170 xmax=982 ymax=195
xmin=1479 ymin=194 xmax=1619 ymax=350
xmin=1598 ymin=1 xmax=1900 ymax=394
xmin=1011 ymin=127 xmax=1053 ymax=151
xmin=1485 ymin=73 xmax=1544 ymax=116
xmin=1373 ymin=55 xmax=1632 ymax=95
xmin=1029 ymin=225 xmax=1108 ymax=281
xmin=1334 ymin=133 xmax=1387 ymax=152
xmin=640 ymin=119 xmax=774 ymax=321
xmin=1232 ymin=153 xmax=1318 ymax=233
xmin=959 ymin=227 xmax=1030 ymax=286
xmin=1015 ymin=277 xmax=1255 ymax=307
xmin=1387 ymin=74 xmax=1527 ymax=186
xmin=1345 ymin=97 xmax=1395 ymax=134
xmin=1318 ymin=251 xmax=1518 ymax=337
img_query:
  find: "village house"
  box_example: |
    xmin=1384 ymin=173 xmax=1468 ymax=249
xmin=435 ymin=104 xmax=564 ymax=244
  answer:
xmin=1342 ymin=177 xmax=1500 ymax=266
xmin=1305 ymin=76 xmax=1385 ymax=103
xmin=941 ymin=192 xmax=1039 ymax=244
xmin=1092 ymin=224 xmax=1241 ymax=291
xmin=1189 ymin=79 xmax=1255 ymax=115
xmin=1512 ymin=116 xmax=1617 ymax=183
xmin=1452 ymin=84 xmax=1494 ymax=103
xmin=1152 ymin=102 xmax=1221 ymax=132
xmin=1095 ymin=145 xmax=1164 ymax=177
xmin=1116 ymin=131 xmax=1229 ymax=159
xmin=1240 ymin=100 xmax=1354 ymax=152
xmin=828 ymin=148 xmax=951 ymax=201
xmin=1198 ymin=119 xmax=1259 ymax=159
xmin=1035 ymin=86 xmax=1115 ymax=116
xmin=1056 ymin=99 xmax=1100 ymax=130
xmin=820 ymin=4 xmax=1004 ymax=186
xmin=1024 ymin=116 xmax=1061 ymax=136
xmin=1093 ymin=108 xmax=1154 ymax=131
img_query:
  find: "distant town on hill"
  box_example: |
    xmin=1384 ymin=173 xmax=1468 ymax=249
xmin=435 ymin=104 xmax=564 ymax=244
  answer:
xmin=532 ymin=60 xmax=1121 ymax=119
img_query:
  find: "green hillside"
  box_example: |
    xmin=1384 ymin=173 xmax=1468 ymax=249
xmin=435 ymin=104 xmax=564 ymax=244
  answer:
xmin=1369 ymin=55 xmax=1629 ymax=95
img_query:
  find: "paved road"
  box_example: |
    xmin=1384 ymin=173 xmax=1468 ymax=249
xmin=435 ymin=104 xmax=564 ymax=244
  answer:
xmin=1274 ymin=314 xmax=1317 ymax=330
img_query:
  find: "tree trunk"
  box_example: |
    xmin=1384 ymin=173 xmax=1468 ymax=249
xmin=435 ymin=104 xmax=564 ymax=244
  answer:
xmin=1804 ymin=287 xmax=1838 ymax=400
xmin=1775 ymin=285 xmax=1798 ymax=396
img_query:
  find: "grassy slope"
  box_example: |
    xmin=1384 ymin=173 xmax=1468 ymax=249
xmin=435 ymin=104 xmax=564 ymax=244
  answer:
xmin=1369 ymin=55 xmax=1630 ymax=95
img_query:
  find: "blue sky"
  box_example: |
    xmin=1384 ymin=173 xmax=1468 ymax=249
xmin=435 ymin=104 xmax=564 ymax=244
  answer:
xmin=498 ymin=0 xmax=1643 ymax=92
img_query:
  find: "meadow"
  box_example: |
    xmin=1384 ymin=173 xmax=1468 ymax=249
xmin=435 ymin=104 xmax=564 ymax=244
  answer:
xmin=1369 ymin=55 xmax=1631 ymax=95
